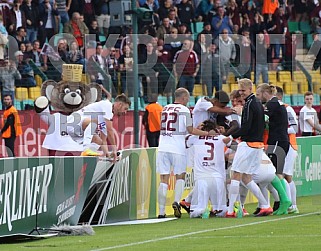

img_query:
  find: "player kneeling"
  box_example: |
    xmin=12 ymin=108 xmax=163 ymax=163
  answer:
xmin=186 ymin=120 xmax=231 ymax=218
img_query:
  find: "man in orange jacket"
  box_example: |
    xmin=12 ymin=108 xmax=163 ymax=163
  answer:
xmin=1 ymin=95 xmax=22 ymax=157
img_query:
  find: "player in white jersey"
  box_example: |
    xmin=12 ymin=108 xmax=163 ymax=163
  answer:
xmin=276 ymin=86 xmax=299 ymax=213
xmin=67 ymin=94 xmax=131 ymax=161
xmin=186 ymin=120 xmax=231 ymax=218
xmin=157 ymin=88 xmax=217 ymax=218
xmin=299 ymin=91 xmax=321 ymax=136
xmin=192 ymin=91 xmax=235 ymax=127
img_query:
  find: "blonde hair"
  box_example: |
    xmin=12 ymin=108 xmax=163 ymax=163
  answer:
xmin=257 ymin=83 xmax=276 ymax=95
xmin=238 ymin=78 xmax=253 ymax=89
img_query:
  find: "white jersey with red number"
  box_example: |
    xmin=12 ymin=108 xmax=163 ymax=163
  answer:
xmin=158 ymin=103 xmax=192 ymax=155
xmin=186 ymin=134 xmax=226 ymax=180
xmin=192 ymin=97 xmax=213 ymax=127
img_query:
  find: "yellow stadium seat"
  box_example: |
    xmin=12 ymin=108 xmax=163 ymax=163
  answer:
xmin=28 ymin=86 xmax=41 ymax=100
xmin=268 ymin=71 xmax=277 ymax=83
xmin=15 ymin=87 xmax=28 ymax=100
xmin=278 ymin=71 xmax=291 ymax=82
xmin=274 ymin=82 xmax=284 ymax=88
xmin=222 ymin=83 xmax=231 ymax=93
xmin=284 ymin=82 xmax=299 ymax=94
xmin=313 ymin=83 xmax=321 ymax=94
xmin=35 ymin=74 xmax=42 ymax=87
xmin=193 ymin=84 xmax=203 ymax=96
xmin=230 ymin=83 xmax=238 ymax=92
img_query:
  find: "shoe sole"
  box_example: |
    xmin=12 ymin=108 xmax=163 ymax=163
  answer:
xmin=172 ymin=202 xmax=182 ymax=218
xmin=179 ymin=202 xmax=191 ymax=214
xmin=255 ymin=210 xmax=273 ymax=217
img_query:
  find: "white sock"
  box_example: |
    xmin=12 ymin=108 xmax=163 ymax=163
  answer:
xmin=83 ymin=122 xmax=97 ymax=150
xmin=267 ymin=183 xmax=280 ymax=202
xmin=239 ymin=183 xmax=248 ymax=206
xmin=228 ymin=180 xmax=240 ymax=213
xmin=260 ymin=185 xmax=269 ymax=208
xmin=246 ymin=180 xmax=269 ymax=208
xmin=284 ymin=179 xmax=292 ymax=202
xmin=185 ymin=188 xmax=193 ymax=203
xmin=158 ymin=183 xmax=168 ymax=215
xmin=174 ymin=179 xmax=185 ymax=203
xmin=289 ymin=181 xmax=297 ymax=207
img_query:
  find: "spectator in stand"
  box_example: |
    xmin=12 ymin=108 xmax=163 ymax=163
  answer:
xmin=0 ymin=15 xmax=8 ymax=60
xmin=139 ymin=0 xmax=160 ymax=10
xmin=193 ymin=33 xmax=207 ymax=84
xmin=236 ymin=28 xmax=254 ymax=79
xmin=273 ymin=7 xmax=289 ymax=59
xmin=57 ymin=38 xmax=69 ymax=63
xmin=262 ymin=0 xmax=279 ymax=20
xmin=142 ymin=93 xmax=162 ymax=147
xmin=173 ymin=39 xmax=199 ymax=95
xmin=21 ymin=0 xmax=40 ymax=44
xmin=168 ymin=8 xmax=181 ymax=29
xmin=158 ymin=0 xmax=176 ymax=21
xmin=239 ymin=13 xmax=251 ymax=35
xmin=177 ymin=23 xmax=191 ymax=36
xmin=250 ymin=11 xmax=265 ymax=45
xmin=0 ymin=94 xmax=22 ymax=157
xmin=202 ymin=42 xmax=222 ymax=96
xmin=38 ymin=0 xmax=59 ymax=47
xmin=200 ymin=21 xmax=213 ymax=46
xmin=255 ymin=32 xmax=269 ymax=84
xmin=141 ymin=0 xmax=160 ymax=28
xmin=93 ymin=0 xmax=110 ymax=37
xmin=176 ymin=0 xmax=194 ymax=32
xmin=164 ymin=27 xmax=182 ymax=60
xmin=28 ymin=40 xmax=44 ymax=68
xmin=226 ymin=0 xmax=240 ymax=28
xmin=106 ymin=47 xmax=119 ymax=97
xmin=310 ymin=33 xmax=321 ymax=72
xmin=63 ymin=12 xmax=89 ymax=49
xmin=14 ymin=50 xmax=36 ymax=87
xmin=214 ymin=28 xmax=236 ymax=84
xmin=56 ymin=0 xmax=72 ymax=26
xmin=299 ymin=91 xmax=321 ymax=136
xmin=119 ymin=44 xmax=134 ymax=96
xmin=211 ymin=6 xmax=233 ymax=38
xmin=156 ymin=17 xmax=172 ymax=41
xmin=293 ymin=0 xmax=307 ymax=22
xmin=68 ymin=40 xmax=85 ymax=67
xmin=7 ymin=0 xmax=26 ymax=35
xmin=0 ymin=59 xmax=21 ymax=108
xmin=14 ymin=27 xmax=29 ymax=47
xmin=283 ymin=33 xmax=297 ymax=72
xmin=195 ymin=0 xmax=215 ymax=23
xmin=88 ymin=19 xmax=102 ymax=45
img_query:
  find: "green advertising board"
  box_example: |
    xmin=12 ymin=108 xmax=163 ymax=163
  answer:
xmin=294 ymin=136 xmax=321 ymax=197
xmin=0 ymin=156 xmax=98 ymax=237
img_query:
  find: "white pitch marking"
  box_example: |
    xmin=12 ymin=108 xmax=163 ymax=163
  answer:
xmin=91 ymin=212 xmax=320 ymax=251
xmin=187 ymin=234 xmax=321 ymax=239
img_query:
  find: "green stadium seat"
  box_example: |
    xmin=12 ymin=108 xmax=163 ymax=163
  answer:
xmin=22 ymin=99 xmax=34 ymax=110
xmin=288 ymin=21 xmax=299 ymax=33
xmin=194 ymin=22 xmax=204 ymax=33
xmin=283 ymin=94 xmax=292 ymax=105
xmin=157 ymin=96 xmax=167 ymax=106
xmin=188 ymin=96 xmax=196 ymax=107
xmin=291 ymin=94 xmax=305 ymax=106
xmin=306 ymin=34 xmax=314 ymax=48
xmin=299 ymin=21 xmax=311 ymax=34
xmin=13 ymin=101 xmax=22 ymax=110
xmin=313 ymin=94 xmax=320 ymax=106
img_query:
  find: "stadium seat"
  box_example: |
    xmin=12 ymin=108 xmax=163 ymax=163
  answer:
xmin=268 ymin=71 xmax=277 ymax=84
xmin=194 ymin=22 xmax=204 ymax=34
xmin=193 ymin=84 xmax=203 ymax=96
xmin=21 ymin=99 xmax=34 ymax=110
xmin=157 ymin=96 xmax=167 ymax=106
xmin=28 ymin=86 xmax=41 ymax=100
xmin=13 ymin=101 xmax=22 ymax=110
xmin=299 ymin=21 xmax=311 ymax=34
xmin=230 ymin=83 xmax=238 ymax=92
xmin=35 ymin=74 xmax=42 ymax=87
xmin=306 ymin=34 xmax=314 ymax=48
xmin=283 ymin=94 xmax=292 ymax=105
xmin=313 ymin=83 xmax=321 ymax=94
xmin=288 ymin=21 xmax=299 ymax=33
xmin=291 ymin=94 xmax=305 ymax=106
xmin=299 ymin=82 xmax=309 ymax=94
xmin=188 ymin=96 xmax=196 ymax=107
xmin=278 ymin=71 xmax=291 ymax=82
xmin=284 ymin=82 xmax=299 ymax=94
xmin=313 ymin=94 xmax=320 ymax=105
xmin=222 ymin=83 xmax=231 ymax=93
xmin=15 ymin=87 xmax=28 ymax=100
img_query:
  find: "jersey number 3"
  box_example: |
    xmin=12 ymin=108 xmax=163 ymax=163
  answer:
xmin=204 ymin=142 xmax=214 ymax=161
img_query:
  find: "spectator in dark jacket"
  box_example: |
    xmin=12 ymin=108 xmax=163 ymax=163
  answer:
xmin=21 ymin=0 xmax=40 ymax=43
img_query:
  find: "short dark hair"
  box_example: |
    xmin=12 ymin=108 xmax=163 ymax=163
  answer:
xmin=201 ymin=120 xmax=217 ymax=132
xmin=275 ymin=86 xmax=283 ymax=96
xmin=115 ymin=93 xmax=131 ymax=106
xmin=304 ymin=91 xmax=313 ymax=97
xmin=214 ymin=90 xmax=230 ymax=105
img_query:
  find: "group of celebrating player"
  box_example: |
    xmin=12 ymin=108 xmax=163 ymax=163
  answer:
xmin=156 ymin=78 xmax=299 ymax=218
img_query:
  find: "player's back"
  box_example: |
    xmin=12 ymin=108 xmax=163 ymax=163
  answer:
xmin=187 ymin=134 xmax=226 ymax=180
xmin=192 ymin=97 xmax=213 ymax=127
xmin=158 ymin=103 xmax=192 ymax=155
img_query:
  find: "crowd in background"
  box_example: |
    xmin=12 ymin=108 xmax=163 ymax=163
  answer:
xmin=0 ymin=0 xmax=321 ymax=101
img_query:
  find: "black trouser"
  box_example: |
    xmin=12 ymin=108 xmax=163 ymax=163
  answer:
xmin=146 ymin=131 xmax=160 ymax=147
xmin=4 ymin=136 xmax=16 ymax=157
xmin=266 ymin=141 xmax=290 ymax=175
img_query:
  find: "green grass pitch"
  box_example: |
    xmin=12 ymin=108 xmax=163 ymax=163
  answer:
xmin=2 ymin=195 xmax=321 ymax=251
